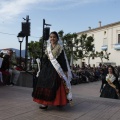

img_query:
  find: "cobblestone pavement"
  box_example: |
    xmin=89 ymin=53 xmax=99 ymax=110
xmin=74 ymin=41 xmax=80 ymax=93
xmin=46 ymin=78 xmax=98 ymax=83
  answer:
xmin=0 ymin=81 xmax=120 ymax=120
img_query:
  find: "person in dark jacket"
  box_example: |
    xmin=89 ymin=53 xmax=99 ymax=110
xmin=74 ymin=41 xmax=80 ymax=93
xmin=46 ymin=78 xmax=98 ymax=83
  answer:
xmin=0 ymin=54 xmax=10 ymax=85
xmin=100 ymin=69 xmax=107 ymax=93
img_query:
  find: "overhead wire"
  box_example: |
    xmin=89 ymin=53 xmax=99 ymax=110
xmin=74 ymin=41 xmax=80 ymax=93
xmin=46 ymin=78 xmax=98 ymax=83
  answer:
xmin=0 ymin=31 xmax=40 ymax=38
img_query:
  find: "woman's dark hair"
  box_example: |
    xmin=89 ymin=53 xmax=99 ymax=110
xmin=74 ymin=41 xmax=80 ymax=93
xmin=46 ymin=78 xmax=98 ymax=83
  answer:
xmin=0 ymin=52 xmax=3 ymax=57
xmin=107 ymin=65 xmax=116 ymax=75
xmin=50 ymin=31 xmax=59 ymax=40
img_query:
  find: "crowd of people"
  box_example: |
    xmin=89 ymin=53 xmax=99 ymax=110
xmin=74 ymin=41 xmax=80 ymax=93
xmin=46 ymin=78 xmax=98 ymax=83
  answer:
xmin=71 ymin=63 xmax=120 ymax=99
xmin=71 ymin=63 xmax=106 ymax=84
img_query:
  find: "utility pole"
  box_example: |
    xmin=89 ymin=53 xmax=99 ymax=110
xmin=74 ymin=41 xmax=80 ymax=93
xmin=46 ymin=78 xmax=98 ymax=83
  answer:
xmin=40 ymin=19 xmax=51 ymax=70
xmin=22 ymin=15 xmax=31 ymax=70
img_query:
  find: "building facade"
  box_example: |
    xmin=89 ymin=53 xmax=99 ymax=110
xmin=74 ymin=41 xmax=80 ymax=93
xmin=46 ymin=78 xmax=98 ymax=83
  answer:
xmin=75 ymin=21 xmax=120 ymax=67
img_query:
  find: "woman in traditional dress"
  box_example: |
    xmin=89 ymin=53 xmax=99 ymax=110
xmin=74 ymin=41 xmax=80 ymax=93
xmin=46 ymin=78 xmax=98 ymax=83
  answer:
xmin=33 ymin=31 xmax=72 ymax=109
xmin=100 ymin=66 xmax=120 ymax=99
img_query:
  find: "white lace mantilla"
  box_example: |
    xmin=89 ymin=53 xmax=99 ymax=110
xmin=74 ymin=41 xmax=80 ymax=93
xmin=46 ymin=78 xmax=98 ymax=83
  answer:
xmin=106 ymin=74 xmax=116 ymax=83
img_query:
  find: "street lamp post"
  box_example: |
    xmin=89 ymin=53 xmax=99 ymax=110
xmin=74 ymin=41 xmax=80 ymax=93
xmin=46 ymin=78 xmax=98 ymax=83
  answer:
xmin=17 ymin=32 xmax=25 ymax=66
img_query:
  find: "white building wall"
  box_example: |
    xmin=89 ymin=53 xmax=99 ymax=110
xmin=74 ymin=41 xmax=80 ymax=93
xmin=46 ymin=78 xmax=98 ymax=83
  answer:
xmin=75 ymin=23 xmax=120 ymax=67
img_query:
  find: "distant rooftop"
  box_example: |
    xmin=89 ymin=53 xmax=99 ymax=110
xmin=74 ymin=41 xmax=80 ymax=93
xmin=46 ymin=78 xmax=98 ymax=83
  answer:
xmin=77 ymin=21 xmax=120 ymax=34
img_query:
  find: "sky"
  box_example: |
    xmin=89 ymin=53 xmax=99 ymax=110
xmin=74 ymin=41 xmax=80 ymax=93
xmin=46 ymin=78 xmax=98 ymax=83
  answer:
xmin=0 ymin=0 xmax=120 ymax=50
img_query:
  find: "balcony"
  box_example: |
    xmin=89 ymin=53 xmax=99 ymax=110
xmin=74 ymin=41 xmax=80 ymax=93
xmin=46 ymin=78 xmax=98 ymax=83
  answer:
xmin=101 ymin=45 xmax=108 ymax=51
xmin=114 ymin=44 xmax=120 ymax=50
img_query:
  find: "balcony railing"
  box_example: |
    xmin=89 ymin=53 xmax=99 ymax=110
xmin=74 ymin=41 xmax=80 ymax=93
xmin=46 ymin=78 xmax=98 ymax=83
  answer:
xmin=101 ymin=45 xmax=108 ymax=51
xmin=114 ymin=44 xmax=120 ymax=50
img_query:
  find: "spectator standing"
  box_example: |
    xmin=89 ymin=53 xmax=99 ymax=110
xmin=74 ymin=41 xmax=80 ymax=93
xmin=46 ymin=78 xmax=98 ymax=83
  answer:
xmin=100 ymin=69 xmax=107 ymax=93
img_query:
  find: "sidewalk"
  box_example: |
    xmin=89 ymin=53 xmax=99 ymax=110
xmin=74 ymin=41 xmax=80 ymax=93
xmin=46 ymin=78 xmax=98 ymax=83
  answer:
xmin=0 ymin=81 xmax=120 ymax=120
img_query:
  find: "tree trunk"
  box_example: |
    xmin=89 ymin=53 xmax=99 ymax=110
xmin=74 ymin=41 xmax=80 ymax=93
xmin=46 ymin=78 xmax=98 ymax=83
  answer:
xmin=79 ymin=59 xmax=82 ymax=68
xmin=70 ymin=53 xmax=73 ymax=67
xmin=88 ymin=57 xmax=90 ymax=65
xmin=101 ymin=58 xmax=103 ymax=65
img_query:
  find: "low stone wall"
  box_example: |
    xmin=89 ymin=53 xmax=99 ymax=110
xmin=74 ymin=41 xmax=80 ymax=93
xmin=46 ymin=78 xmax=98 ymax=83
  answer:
xmin=16 ymin=71 xmax=33 ymax=88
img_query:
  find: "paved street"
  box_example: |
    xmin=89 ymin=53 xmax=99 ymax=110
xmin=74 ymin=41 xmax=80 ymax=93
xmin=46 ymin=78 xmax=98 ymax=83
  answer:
xmin=0 ymin=81 xmax=120 ymax=120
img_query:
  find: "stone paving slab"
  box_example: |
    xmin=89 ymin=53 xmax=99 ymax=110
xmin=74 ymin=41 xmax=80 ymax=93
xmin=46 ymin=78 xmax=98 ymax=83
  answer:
xmin=0 ymin=81 xmax=120 ymax=120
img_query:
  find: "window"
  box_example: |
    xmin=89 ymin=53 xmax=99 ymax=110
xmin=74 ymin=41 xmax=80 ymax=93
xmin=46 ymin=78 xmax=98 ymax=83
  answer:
xmin=104 ymin=31 xmax=107 ymax=38
xmin=104 ymin=31 xmax=106 ymax=35
xmin=118 ymin=34 xmax=120 ymax=43
xmin=103 ymin=38 xmax=108 ymax=46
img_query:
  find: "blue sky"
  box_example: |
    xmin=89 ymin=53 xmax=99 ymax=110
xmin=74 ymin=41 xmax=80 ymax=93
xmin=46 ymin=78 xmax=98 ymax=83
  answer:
xmin=0 ymin=0 xmax=120 ymax=50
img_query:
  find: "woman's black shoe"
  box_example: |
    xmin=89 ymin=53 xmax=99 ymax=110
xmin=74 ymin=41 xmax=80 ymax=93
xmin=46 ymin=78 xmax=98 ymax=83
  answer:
xmin=39 ymin=105 xmax=48 ymax=109
xmin=10 ymin=82 xmax=14 ymax=86
xmin=56 ymin=105 xmax=63 ymax=109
